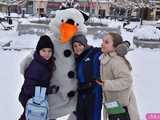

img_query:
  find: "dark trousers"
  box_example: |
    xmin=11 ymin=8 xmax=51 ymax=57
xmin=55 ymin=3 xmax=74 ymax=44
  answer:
xmin=77 ymin=88 xmax=102 ymax=120
xmin=108 ymin=106 xmax=130 ymax=120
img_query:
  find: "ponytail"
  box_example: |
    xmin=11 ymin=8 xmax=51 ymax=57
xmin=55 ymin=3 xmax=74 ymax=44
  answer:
xmin=122 ymin=56 xmax=132 ymax=71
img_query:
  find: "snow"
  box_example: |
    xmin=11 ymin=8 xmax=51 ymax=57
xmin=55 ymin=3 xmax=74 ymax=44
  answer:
xmin=0 ymin=12 xmax=5 ymax=18
xmin=127 ymin=48 xmax=160 ymax=119
xmin=134 ymin=26 xmax=160 ymax=40
xmin=28 ymin=17 xmax=49 ymax=22
xmin=88 ymin=17 xmax=121 ymax=28
xmin=18 ymin=17 xmax=50 ymax=25
xmin=0 ymin=18 xmax=160 ymax=120
xmin=0 ymin=50 xmax=31 ymax=120
xmin=0 ymin=30 xmax=39 ymax=49
xmin=124 ymin=22 xmax=138 ymax=30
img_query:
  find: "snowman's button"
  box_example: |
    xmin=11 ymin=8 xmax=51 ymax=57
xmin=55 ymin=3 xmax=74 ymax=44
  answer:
xmin=64 ymin=49 xmax=72 ymax=57
xmin=68 ymin=71 xmax=75 ymax=78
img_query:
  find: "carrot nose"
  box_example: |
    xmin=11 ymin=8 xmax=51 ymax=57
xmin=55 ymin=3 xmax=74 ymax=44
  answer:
xmin=60 ymin=22 xmax=78 ymax=44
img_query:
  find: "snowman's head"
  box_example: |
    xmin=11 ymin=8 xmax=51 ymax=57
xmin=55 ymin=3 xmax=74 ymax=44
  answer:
xmin=49 ymin=8 xmax=89 ymax=44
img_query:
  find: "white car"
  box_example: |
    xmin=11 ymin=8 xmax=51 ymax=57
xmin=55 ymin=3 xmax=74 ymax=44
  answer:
xmin=156 ymin=20 xmax=160 ymax=29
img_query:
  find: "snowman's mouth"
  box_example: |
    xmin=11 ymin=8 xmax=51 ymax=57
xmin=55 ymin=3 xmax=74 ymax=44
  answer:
xmin=66 ymin=19 xmax=75 ymax=25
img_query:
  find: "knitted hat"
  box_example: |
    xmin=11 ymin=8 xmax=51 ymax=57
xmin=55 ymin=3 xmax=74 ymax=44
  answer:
xmin=71 ymin=34 xmax=88 ymax=48
xmin=36 ymin=35 xmax=54 ymax=53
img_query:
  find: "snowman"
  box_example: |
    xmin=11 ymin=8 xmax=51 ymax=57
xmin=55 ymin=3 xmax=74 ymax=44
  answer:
xmin=47 ymin=8 xmax=89 ymax=119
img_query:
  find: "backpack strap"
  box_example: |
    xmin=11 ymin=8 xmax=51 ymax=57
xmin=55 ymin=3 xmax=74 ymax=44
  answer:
xmin=34 ymin=86 xmax=46 ymax=104
xmin=40 ymin=87 xmax=46 ymax=100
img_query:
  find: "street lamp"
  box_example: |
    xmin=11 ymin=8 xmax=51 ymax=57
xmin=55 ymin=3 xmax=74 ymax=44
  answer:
xmin=6 ymin=0 xmax=11 ymax=16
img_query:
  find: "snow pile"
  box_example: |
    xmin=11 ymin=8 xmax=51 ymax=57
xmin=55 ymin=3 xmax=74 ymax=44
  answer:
xmin=134 ymin=26 xmax=160 ymax=40
xmin=18 ymin=18 xmax=31 ymax=24
xmin=0 ymin=41 xmax=4 ymax=46
xmin=88 ymin=17 xmax=121 ymax=28
xmin=28 ymin=17 xmax=49 ymax=22
xmin=0 ymin=12 xmax=5 ymax=18
xmin=124 ymin=23 xmax=138 ymax=30
xmin=18 ymin=17 xmax=50 ymax=25
xmin=89 ymin=17 xmax=108 ymax=24
xmin=107 ymin=20 xmax=121 ymax=28
xmin=11 ymin=35 xmax=39 ymax=49
xmin=0 ymin=30 xmax=39 ymax=50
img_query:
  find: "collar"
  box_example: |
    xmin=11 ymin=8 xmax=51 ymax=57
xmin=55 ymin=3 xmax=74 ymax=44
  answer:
xmin=75 ymin=46 xmax=92 ymax=64
xmin=100 ymin=52 xmax=117 ymax=64
xmin=109 ymin=52 xmax=117 ymax=57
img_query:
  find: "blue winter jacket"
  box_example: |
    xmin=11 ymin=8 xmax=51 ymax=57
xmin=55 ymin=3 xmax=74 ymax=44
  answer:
xmin=76 ymin=47 xmax=103 ymax=120
xmin=75 ymin=46 xmax=102 ymax=91
xmin=19 ymin=52 xmax=54 ymax=107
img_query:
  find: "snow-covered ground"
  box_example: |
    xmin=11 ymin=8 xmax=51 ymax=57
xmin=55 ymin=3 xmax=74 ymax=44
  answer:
xmin=0 ymin=19 xmax=160 ymax=120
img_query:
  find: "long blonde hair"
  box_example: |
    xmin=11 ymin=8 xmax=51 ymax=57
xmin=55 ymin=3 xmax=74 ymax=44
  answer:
xmin=108 ymin=32 xmax=132 ymax=71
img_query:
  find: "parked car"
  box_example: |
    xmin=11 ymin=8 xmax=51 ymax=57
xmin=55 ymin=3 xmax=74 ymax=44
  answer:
xmin=155 ymin=20 xmax=160 ymax=30
xmin=117 ymin=16 xmax=128 ymax=21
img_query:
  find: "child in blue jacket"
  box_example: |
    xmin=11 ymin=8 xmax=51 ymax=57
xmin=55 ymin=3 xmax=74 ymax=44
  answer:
xmin=18 ymin=35 xmax=55 ymax=120
xmin=71 ymin=34 xmax=102 ymax=120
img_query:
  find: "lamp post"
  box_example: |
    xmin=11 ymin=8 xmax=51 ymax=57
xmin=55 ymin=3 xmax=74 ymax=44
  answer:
xmin=7 ymin=0 xmax=11 ymax=16
xmin=140 ymin=6 xmax=144 ymax=25
xmin=140 ymin=0 xmax=147 ymax=25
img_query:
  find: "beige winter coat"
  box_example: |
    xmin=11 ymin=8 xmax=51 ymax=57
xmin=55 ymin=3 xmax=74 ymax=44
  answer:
xmin=100 ymin=52 xmax=140 ymax=120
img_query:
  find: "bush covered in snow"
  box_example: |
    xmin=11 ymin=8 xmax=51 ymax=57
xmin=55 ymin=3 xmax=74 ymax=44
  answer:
xmin=133 ymin=26 xmax=160 ymax=48
xmin=134 ymin=26 xmax=160 ymax=40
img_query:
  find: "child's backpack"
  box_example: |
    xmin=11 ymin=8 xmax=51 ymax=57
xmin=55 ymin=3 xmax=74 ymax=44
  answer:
xmin=25 ymin=86 xmax=48 ymax=120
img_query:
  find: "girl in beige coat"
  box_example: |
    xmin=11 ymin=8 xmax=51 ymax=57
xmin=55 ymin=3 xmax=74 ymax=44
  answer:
xmin=96 ymin=32 xmax=140 ymax=120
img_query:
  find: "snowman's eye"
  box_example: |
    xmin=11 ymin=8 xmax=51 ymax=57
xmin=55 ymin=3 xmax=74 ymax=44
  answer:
xmin=76 ymin=23 xmax=79 ymax=26
xmin=61 ymin=19 xmax=64 ymax=22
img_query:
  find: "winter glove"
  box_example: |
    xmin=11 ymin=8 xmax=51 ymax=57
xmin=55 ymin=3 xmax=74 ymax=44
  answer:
xmin=78 ymin=82 xmax=93 ymax=92
xmin=47 ymin=85 xmax=59 ymax=94
xmin=67 ymin=91 xmax=76 ymax=98
xmin=116 ymin=41 xmax=130 ymax=56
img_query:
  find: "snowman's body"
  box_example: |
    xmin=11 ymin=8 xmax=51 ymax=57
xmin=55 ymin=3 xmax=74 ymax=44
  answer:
xmin=48 ymin=34 xmax=77 ymax=118
xmin=47 ymin=8 xmax=87 ymax=119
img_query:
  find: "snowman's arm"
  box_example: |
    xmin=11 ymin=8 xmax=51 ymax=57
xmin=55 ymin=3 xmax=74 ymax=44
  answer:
xmin=20 ymin=51 xmax=34 ymax=75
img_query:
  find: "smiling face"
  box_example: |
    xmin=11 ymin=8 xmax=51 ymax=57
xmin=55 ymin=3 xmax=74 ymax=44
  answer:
xmin=72 ymin=42 xmax=85 ymax=56
xmin=39 ymin=48 xmax=52 ymax=60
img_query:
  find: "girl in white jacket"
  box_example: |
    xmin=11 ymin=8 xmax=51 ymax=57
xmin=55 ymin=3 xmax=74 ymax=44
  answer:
xmin=97 ymin=32 xmax=140 ymax=120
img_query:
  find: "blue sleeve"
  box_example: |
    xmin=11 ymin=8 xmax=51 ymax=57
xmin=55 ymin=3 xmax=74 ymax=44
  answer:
xmin=92 ymin=48 xmax=102 ymax=80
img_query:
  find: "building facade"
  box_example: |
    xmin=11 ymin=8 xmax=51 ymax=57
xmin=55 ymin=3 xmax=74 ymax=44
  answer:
xmin=149 ymin=0 xmax=160 ymax=20
xmin=1 ymin=0 xmax=160 ymax=20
